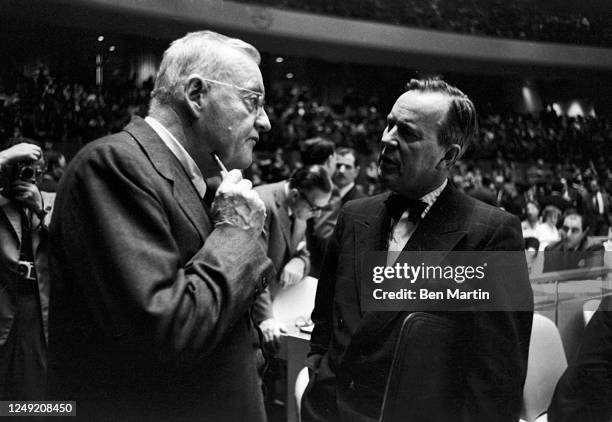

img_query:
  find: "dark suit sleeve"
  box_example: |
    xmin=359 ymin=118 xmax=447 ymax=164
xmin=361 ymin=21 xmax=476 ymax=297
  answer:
xmin=306 ymin=208 xmax=344 ymax=370
xmin=55 ymin=146 xmax=273 ymax=366
xmin=252 ymin=196 xmax=275 ymax=324
xmin=462 ymin=214 xmax=533 ymax=421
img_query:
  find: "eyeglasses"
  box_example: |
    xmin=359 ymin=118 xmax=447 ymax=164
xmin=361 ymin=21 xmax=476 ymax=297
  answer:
xmin=298 ymin=190 xmax=325 ymax=214
xmin=198 ymin=77 xmax=265 ymax=114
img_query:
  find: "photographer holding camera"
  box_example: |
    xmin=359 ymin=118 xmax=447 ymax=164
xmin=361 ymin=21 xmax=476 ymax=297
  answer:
xmin=0 ymin=138 xmax=54 ymax=400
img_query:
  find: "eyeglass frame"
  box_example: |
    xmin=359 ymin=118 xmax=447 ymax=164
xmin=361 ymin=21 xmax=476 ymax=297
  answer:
xmin=298 ymin=189 xmax=325 ymax=214
xmin=191 ymin=75 xmax=266 ymax=114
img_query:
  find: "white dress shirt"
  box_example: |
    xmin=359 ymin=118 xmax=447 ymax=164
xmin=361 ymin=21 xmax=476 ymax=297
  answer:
xmin=387 ymin=179 xmax=448 ymax=265
xmin=145 ymin=116 xmax=207 ymax=198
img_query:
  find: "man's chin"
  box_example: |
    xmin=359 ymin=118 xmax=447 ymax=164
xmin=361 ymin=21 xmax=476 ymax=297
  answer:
xmin=227 ymin=154 xmax=253 ymax=171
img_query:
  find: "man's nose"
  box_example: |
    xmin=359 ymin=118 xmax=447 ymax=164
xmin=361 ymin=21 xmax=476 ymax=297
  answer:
xmin=255 ymin=108 xmax=271 ymax=132
xmin=381 ymin=130 xmax=399 ymax=149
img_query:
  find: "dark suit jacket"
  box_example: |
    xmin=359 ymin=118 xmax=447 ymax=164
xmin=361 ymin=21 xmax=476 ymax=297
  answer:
xmin=47 ymin=117 xmax=274 ymax=421
xmin=0 ymin=191 xmax=55 ymax=345
xmin=341 ymin=184 xmax=367 ymax=205
xmin=548 ymin=296 xmax=612 ymax=422
xmin=543 ymin=237 xmax=605 ymax=273
xmin=307 ymin=184 xmax=366 ymax=278
xmin=302 ymin=182 xmax=534 ymax=422
xmin=581 ymin=191 xmax=611 ymax=235
xmin=253 ymin=181 xmax=310 ymax=323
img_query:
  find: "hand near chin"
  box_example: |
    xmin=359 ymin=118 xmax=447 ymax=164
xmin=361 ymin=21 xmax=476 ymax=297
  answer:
xmin=212 ymin=169 xmax=266 ymax=235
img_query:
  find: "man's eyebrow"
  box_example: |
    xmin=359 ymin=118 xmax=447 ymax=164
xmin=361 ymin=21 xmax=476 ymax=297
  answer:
xmin=396 ymin=120 xmax=423 ymax=137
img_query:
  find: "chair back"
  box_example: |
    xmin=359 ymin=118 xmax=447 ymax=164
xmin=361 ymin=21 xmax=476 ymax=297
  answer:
xmin=379 ymin=312 xmax=458 ymax=422
xmin=521 ymin=313 xmax=568 ymax=422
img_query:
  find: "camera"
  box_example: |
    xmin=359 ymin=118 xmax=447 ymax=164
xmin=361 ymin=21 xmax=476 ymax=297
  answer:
xmin=15 ymin=161 xmax=39 ymax=182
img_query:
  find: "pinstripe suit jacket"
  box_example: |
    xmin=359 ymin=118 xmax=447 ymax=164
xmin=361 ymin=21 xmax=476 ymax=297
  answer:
xmin=302 ymin=182 xmax=534 ymax=422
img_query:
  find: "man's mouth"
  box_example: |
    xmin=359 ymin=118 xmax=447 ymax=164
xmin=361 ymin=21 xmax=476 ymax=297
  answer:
xmin=246 ymin=136 xmax=258 ymax=144
xmin=379 ymin=157 xmax=398 ymax=167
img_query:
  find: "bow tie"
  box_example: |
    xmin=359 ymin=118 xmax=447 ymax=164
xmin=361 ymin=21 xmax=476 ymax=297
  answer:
xmin=385 ymin=194 xmax=428 ymax=223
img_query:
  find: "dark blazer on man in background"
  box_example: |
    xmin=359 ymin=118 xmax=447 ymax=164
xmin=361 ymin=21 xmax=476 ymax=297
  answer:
xmin=543 ymin=235 xmax=604 ymax=273
xmin=341 ymin=183 xmax=366 ymax=205
xmin=301 ymin=182 xmax=534 ymax=422
xmin=307 ymin=184 xmax=366 ymax=278
xmin=0 ymin=191 xmax=54 ymax=345
xmin=253 ymin=181 xmax=310 ymax=323
xmin=47 ymin=117 xmax=273 ymax=421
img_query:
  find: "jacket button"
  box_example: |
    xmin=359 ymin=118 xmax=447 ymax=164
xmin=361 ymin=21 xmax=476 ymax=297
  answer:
xmin=254 ymin=287 xmax=260 ymax=296
xmin=337 ymin=318 xmax=344 ymax=329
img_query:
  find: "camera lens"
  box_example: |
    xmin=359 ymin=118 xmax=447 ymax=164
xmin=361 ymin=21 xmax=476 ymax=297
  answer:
xmin=19 ymin=167 xmax=35 ymax=180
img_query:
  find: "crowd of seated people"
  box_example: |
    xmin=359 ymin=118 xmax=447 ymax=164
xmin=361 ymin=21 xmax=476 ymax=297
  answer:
xmin=2 ymin=71 xmax=612 ymax=236
xmin=0 ymin=68 xmax=151 ymax=152
xmin=238 ymin=0 xmax=612 ymax=47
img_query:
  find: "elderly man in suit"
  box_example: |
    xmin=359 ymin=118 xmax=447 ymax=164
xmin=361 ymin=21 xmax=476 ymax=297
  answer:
xmin=301 ymin=78 xmax=534 ymax=422
xmin=0 ymin=139 xmax=54 ymax=400
xmin=253 ymin=165 xmax=333 ymax=349
xmin=47 ymin=31 xmax=274 ymax=421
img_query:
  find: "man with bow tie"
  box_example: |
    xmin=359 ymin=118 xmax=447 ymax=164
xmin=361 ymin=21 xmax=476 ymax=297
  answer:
xmin=301 ymin=78 xmax=534 ymax=422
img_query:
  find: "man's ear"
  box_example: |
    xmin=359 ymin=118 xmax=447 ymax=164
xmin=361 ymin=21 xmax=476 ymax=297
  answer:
xmin=184 ymin=75 xmax=209 ymax=118
xmin=436 ymin=144 xmax=462 ymax=169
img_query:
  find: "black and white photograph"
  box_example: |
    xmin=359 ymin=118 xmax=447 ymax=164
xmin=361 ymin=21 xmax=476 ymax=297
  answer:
xmin=1 ymin=0 xmax=612 ymax=421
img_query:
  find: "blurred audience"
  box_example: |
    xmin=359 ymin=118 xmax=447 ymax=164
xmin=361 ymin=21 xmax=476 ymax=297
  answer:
xmin=238 ymin=0 xmax=612 ymax=47
xmin=2 ymin=70 xmax=612 ymax=252
xmin=536 ymin=205 xmax=562 ymax=250
xmin=39 ymin=150 xmax=66 ymax=193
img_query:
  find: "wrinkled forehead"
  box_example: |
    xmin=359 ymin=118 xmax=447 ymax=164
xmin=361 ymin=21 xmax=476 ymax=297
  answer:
xmin=223 ymin=49 xmax=265 ymax=93
xmin=391 ymin=91 xmax=450 ymax=125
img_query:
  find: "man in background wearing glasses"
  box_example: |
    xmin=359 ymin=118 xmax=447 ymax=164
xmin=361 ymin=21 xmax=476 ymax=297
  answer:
xmin=47 ymin=31 xmax=274 ymax=421
xmin=253 ymin=165 xmax=333 ymax=351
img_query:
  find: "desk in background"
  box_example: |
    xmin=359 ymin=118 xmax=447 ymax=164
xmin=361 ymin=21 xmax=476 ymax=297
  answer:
xmin=273 ymin=276 xmax=317 ymax=422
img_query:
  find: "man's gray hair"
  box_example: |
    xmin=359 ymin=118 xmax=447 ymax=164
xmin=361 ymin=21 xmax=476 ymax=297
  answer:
xmin=150 ymin=30 xmax=260 ymax=107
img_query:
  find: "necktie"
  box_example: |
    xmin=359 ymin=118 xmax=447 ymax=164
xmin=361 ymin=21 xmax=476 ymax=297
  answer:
xmin=203 ymin=177 xmax=219 ymax=208
xmin=385 ymin=194 xmax=428 ymax=224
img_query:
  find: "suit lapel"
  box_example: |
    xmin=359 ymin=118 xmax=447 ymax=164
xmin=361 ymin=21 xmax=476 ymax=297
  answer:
xmin=354 ymin=193 xmax=393 ymax=315
xmin=403 ymin=183 xmax=465 ymax=254
xmin=349 ymin=184 xmax=467 ymax=352
xmin=0 ymin=195 xmax=22 ymax=246
xmin=124 ymin=117 xmax=210 ymax=242
xmin=273 ymin=187 xmax=293 ymax=253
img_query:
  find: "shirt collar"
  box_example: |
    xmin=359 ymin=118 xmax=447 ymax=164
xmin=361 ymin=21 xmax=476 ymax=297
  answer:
xmin=144 ymin=116 xmax=206 ymax=198
xmin=284 ymin=182 xmax=294 ymax=217
xmin=338 ymin=182 xmax=355 ymax=199
xmin=405 ymin=178 xmax=447 ymax=220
